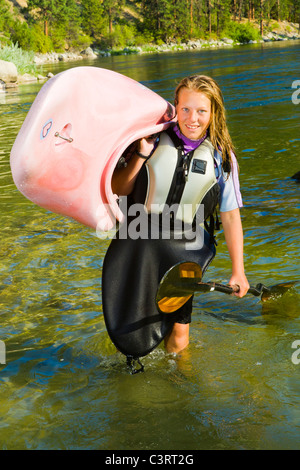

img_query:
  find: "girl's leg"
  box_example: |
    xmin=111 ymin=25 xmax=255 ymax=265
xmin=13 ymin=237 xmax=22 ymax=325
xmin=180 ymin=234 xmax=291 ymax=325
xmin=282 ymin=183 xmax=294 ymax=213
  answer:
xmin=164 ymin=323 xmax=189 ymax=353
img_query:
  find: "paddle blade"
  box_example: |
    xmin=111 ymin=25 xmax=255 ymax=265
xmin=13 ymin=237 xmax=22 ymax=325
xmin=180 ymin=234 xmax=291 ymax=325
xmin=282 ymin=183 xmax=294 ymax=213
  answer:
xmin=157 ymin=294 xmax=193 ymax=313
xmin=157 ymin=262 xmax=203 ymax=313
xmin=260 ymin=281 xmax=296 ymax=302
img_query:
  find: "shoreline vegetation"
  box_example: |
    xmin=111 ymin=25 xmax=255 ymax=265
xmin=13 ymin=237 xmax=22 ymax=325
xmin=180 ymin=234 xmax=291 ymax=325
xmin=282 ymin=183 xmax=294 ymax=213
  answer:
xmin=0 ymin=19 xmax=299 ymax=90
xmin=35 ymin=19 xmax=300 ymax=63
xmin=1 ymin=0 xmax=300 ymax=89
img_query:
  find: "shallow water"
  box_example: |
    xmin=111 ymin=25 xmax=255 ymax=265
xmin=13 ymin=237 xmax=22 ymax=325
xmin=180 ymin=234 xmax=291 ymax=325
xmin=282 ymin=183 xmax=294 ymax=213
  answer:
xmin=0 ymin=41 xmax=299 ymax=450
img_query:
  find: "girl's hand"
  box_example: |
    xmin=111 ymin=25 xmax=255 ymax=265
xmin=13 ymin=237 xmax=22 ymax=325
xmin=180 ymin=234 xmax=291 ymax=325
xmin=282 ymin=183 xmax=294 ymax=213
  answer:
xmin=111 ymin=134 xmax=159 ymax=195
xmin=228 ymin=272 xmax=249 ymax=298
xmin=137 ymin=134 xmax=158 ymax=157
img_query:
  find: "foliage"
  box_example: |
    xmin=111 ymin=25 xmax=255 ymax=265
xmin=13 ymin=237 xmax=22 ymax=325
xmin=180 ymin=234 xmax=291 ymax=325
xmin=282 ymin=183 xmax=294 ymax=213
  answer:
xmin=224 ymin=21 xmax=261 ymax=43
xmin=0 ymin=0 xmax=299 ymax=54
xmin=24 ymin=0 xmax=91 ymax=51
xmin=80 ymin=0 xmax=107 ymax=40
xmin=0 ymin=42 xmax=36 ymax=74
xmin=0 ymin=0 xmax=15 ymax=44
xmin=9 ymin=22 xmax=52 ymax=53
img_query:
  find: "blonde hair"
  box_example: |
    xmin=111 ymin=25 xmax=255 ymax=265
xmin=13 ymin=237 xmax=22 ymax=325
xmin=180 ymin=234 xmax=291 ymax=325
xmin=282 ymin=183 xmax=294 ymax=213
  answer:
xmin=174 ymin=75 xmax=235 ymax=173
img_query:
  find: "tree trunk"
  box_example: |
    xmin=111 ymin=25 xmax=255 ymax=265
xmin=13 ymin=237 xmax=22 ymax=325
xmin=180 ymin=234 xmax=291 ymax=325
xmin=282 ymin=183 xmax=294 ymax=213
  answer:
xmin=217 ymin=0 xmax=220 ymax=36
xmin=238 ymin=0 xmax=243 ymax=22
xmin=108 ymin=7 xmax=113 ymax=34
xmin=207 ymin=0 xmax=211 ymax=35
xmin=260 ymin=0 xmax=264 ymax=36
xmin=233 ymin=0 xmax=237 ymax=20
xmin=157 ymin=0 xmax=160 ymax=31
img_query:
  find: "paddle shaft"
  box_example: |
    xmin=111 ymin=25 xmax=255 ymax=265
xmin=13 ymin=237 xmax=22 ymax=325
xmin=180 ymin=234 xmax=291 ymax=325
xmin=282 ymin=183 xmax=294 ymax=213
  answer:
xmin=175 ymin=280 xmax=267 ymax=297
xmin=199 ymin=281 xmax=263 ymax=297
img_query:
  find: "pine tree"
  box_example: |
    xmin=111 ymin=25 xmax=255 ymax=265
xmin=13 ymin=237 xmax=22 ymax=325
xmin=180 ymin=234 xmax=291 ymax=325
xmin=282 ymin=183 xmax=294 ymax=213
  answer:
xmin=80 ymin=0 xmax=107 ymax=39
xmin=26 ymin=0 xmax=61 ymax=36
xmin=103 ymin=0 xmax=125 ymax=34
xmin=26 ymin=0 xmax=79 ymax=36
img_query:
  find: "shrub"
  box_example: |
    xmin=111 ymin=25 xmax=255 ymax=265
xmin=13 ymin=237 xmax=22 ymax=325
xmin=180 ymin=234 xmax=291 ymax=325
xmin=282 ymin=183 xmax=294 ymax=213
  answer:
xmin=224 ymin=21 xmax=261 ymax=43
xmin=0 ymin=42 xmax=36 ymax=74
xmin=10 ymin=22 xmax=53 ymax=53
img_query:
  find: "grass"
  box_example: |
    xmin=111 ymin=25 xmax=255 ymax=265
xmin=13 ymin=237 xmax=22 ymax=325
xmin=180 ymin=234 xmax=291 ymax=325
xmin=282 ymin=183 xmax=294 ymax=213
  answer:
xmin=0 ymin=42 xmax=36 ymax=75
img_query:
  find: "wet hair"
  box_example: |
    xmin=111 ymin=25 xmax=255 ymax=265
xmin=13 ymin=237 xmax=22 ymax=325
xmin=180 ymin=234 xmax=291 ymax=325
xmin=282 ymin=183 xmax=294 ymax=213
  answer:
xmin=174 ymin=75 xmax=235 ymax=173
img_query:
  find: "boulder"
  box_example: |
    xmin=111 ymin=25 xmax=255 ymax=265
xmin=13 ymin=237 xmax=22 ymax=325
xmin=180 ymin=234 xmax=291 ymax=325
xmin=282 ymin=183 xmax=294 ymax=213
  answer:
xmin=80 ymin=47 xmax=97 ymax=59
xmin=222 ymin=37 xmax=234 ymax=44
xmin=0 ymin=59 xmax=18 ymax=84
xmin=18 ymin=73 xmax=37 ymax=83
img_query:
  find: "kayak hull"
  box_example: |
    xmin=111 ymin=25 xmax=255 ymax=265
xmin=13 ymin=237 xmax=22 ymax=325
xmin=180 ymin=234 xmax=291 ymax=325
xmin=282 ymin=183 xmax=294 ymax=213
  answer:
xmin=10 ymin=66 xmax=175 ymax=231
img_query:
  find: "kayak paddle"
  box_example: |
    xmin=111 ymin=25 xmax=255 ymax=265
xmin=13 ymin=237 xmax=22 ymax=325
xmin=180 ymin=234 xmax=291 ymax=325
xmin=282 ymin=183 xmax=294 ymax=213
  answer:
xmin=156 ymin=261 xmax=295 ymax=313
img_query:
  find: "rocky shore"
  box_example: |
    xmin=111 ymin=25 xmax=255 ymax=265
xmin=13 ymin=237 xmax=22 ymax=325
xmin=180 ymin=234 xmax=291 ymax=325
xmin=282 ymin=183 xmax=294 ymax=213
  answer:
xmin=0 ymin=59 xmax=47 ymax=91
xmin=32 ymin=25 xmax=300 ymax=65
xmin=1 ymin=23 xmax=299 ymax=91
xmin=33 ymin=46 xmax=98 ymax=65
xmin=0 ymin=47 xmax=97 ymax=91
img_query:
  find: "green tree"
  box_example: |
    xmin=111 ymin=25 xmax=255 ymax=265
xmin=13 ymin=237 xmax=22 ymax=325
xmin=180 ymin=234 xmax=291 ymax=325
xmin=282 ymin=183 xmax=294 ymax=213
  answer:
xmin=103 ymin=0 xmax=125 ymax=34
xmin=53 ymin=0 xmax=86 ymax=50
xmin=0 ymin=0 xmax=15 ymax=44
xmin=296 ymin=0 xmax=300 ymax=27
xmin=172 ymin=0 xmax=192 ymax=41
xmin=26 ymin=0 xmax=83 ymax=51
xmin=80 ymin=0 xmax=107 ymax=40
xmin=26 ymin=0 xmax=62 ymax=36
xmin=192 ymin=0 xmax=209 ymax=36
xmin=215 ymin=0 xmax=231 ymax=35
xmin=141 ymin=0 xmax=191 ymax=42
xmin=141 ymin=0 xmax=169 ymax=40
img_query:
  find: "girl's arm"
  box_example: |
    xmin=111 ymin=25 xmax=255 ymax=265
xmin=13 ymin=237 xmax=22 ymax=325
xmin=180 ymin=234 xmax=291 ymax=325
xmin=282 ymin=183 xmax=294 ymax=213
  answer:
xmin=111 ymin=152 xmax=144 ymax=196
xmin=220 ymin=208 xmax=249 ymax=297
xmin=111 ymin=137 xmax=156 ymax=196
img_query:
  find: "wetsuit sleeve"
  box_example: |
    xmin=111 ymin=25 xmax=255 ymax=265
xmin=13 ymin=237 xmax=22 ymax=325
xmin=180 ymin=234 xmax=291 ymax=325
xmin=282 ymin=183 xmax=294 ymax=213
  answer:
xmin=214 ymin=151 xmax=243 ymax=212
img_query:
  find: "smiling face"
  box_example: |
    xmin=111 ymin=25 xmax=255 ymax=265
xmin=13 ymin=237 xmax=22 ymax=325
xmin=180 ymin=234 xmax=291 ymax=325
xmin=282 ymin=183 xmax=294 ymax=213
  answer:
xmin=176 ymin=88 xmax=212 ymax=140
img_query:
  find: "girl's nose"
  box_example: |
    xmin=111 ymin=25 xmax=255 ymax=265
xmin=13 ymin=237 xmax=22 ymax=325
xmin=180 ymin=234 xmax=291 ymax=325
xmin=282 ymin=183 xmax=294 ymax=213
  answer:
xmin=189 ymin=110 xmax=198 ymax=121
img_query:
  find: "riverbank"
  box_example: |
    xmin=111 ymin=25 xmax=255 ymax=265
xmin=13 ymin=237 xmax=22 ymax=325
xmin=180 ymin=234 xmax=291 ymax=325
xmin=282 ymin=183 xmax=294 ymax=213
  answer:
xmin=1 ymin=19 xmax=299 ymax=90
xmin=33 ymin=22 xmax=300 ymax=65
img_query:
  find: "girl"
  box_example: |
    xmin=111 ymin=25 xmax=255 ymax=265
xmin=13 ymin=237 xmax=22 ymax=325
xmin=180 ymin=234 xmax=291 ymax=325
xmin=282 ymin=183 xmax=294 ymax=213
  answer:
xmin=106 ymin=75 xmax=249 ymax=356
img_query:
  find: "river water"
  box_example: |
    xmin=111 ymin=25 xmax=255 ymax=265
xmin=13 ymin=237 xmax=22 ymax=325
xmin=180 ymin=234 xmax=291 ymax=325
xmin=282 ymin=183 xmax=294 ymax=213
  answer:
xmin=0 ymin=41 xmax=299 ymax=450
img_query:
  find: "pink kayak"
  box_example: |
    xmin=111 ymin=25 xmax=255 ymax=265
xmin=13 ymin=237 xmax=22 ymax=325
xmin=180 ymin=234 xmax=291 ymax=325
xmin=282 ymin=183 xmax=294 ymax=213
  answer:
xmin=10 ymin=66 xmax=175 ymax=231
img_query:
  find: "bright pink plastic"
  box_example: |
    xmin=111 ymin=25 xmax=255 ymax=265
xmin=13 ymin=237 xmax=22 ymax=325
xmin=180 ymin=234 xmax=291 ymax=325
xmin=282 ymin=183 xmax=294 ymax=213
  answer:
xmin=10 ymin=66 xmax=175 ymax=231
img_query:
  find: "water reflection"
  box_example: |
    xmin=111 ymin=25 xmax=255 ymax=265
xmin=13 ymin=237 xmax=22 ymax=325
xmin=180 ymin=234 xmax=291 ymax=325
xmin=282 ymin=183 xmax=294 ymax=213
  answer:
xmin=0 ymin=42 xmax=299 ymax=450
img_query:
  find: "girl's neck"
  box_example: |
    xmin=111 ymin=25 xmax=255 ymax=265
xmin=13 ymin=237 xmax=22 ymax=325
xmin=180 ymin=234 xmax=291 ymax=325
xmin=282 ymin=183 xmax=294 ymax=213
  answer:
xmin=174 ymin=124 xmax=208 ymax=151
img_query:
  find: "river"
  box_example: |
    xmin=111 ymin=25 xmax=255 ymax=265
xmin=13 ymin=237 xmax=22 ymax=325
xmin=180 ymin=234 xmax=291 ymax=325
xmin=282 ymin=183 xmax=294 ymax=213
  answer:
xmin=0 ymin=40 xmax=299 ymax=450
